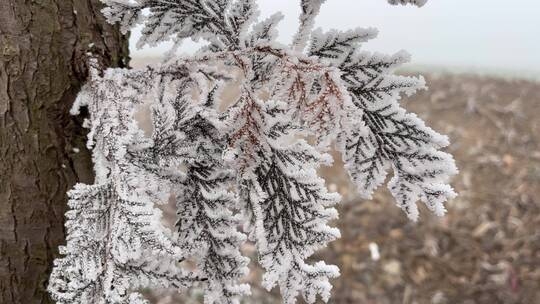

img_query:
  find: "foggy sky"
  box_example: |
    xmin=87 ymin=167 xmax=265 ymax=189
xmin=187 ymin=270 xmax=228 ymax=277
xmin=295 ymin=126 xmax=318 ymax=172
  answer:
xmin=130 ymin=0 xmax=540 ymax=73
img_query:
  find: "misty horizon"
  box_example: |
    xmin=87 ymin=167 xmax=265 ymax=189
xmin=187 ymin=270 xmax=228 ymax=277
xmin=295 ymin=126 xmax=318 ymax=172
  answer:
xmin=129 ymin=0 xmax=540 ymax=75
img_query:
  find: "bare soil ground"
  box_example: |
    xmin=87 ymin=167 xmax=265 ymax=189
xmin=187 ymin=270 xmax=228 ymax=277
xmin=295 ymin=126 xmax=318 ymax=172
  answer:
xmin=143 ymin=71 xmax=540 ymax=304
xmin=317 ymin=73 xmax=540 ymax=304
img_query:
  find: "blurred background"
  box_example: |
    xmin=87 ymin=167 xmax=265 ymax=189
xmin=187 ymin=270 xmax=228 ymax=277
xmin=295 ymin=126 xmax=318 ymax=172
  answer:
xmin=132 ymin=1 xmax=540 ymax=303
xmin=131 ymin=0 xmax=540 ymax=80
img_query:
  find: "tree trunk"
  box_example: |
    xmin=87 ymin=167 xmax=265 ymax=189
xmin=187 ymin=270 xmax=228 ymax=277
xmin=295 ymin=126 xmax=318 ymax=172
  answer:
xmin=0 ymin=1 xmax=129 ymax=303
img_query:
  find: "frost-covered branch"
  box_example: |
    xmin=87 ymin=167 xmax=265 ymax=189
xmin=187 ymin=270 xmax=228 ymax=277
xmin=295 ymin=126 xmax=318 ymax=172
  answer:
xmin=336 ymin=50 xmax=457 ymax=220
xmin=233 ymin=101 xmax=341 ymax=303
xmin=292 ymin=0 xmax=326 ymax=52
xmin=49 ymin=63 xmax=205 ymax=304
xmin=50 ymin=1 xmax=456 ymax=303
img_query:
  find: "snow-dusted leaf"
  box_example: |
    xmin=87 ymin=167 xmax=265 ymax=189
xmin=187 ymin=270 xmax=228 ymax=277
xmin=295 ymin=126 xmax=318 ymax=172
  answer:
xmin=228 ymin=0 xmax=259 ymax=43
xmin=309 ymin=27 xmax=377 ymax=62
xmin=49 ymin=66 xmax=203 ymax=303
xmin=176 ymin=162 xmax=250 ymax=304
xmin=337 ymin=51 xmax=457 ymax=220
xmin=173 ymin=101 xmax=251 ymax=303
xmin=230 ymin=101 xmax=341 ymax=304
xmin=292 ymin=0 xmax=326 ymax=51
xmin=244 ymin=12 xmax=284 ymax=47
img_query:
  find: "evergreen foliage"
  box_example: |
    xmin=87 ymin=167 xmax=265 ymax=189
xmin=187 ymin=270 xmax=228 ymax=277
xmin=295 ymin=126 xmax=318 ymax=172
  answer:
xmin=49 ymin=0 xmax=456 ymax=303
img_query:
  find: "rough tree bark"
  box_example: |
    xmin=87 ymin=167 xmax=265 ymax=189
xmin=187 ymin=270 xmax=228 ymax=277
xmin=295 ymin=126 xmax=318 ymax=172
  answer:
xmin=0 ymin=1 xmax=129 ymax=303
